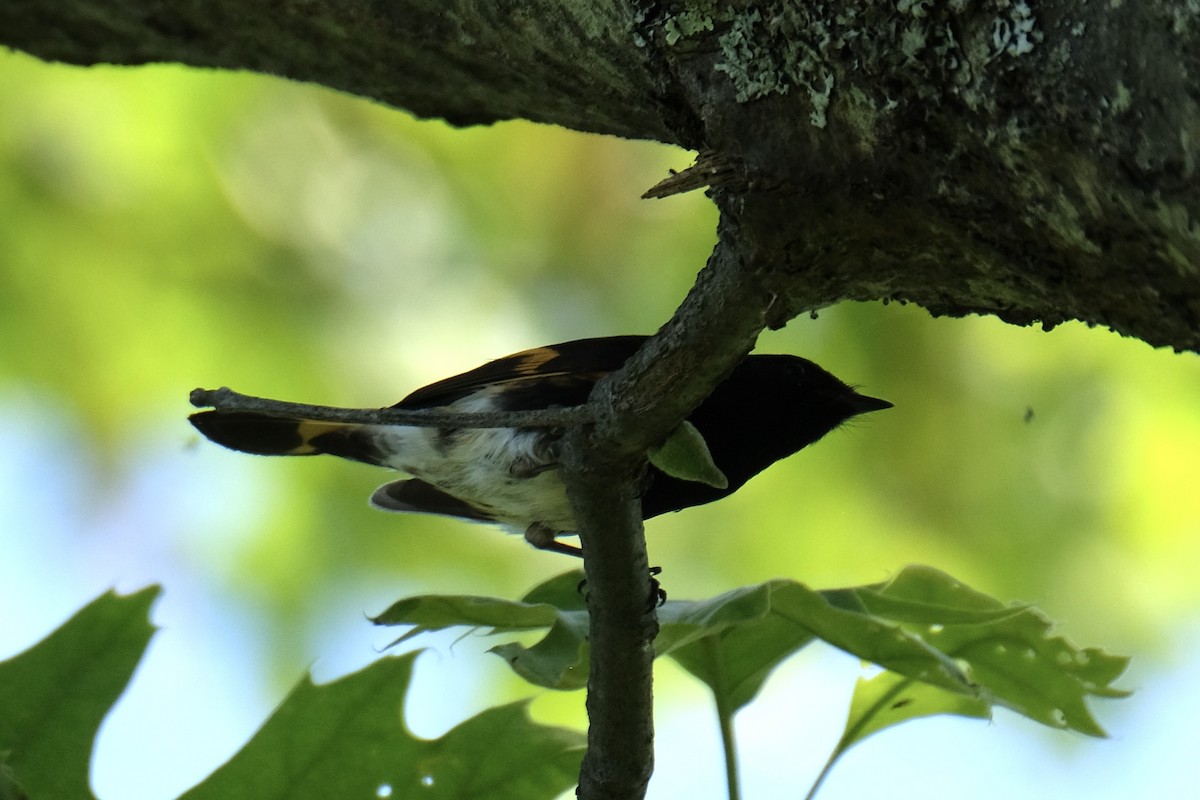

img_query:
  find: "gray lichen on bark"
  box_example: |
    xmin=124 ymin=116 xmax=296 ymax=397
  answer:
xmin=645 ymin=0 xmax=1200 ymax=350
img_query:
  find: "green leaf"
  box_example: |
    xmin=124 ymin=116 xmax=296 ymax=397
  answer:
xmin=854 ymin=565 xmax=1131 ymax=737
xmin=659 ymin=580 xmax=976 ymax=711
xmin=804 ymin=671 xmax=994 ymax=800
xmin=657 ymin=583 xmax=814 ymax=710
xmin=802 ymin=567 xmax=1129 ymax=800
xmin=843 ymin=670 xmax=992 ymax=747
xmin=373 ymin=593 xmax=560 ymax=646
xmin=374 ymin=567 xmax=1129 ymax=739
xmin=377 ymin=572 xmax=973 ymax=704
xmin=0 ymin=587 xmax=160 ymax=800
xmin=180 ymin=651 xmax=585 ymax=800
xmin=374 ymin=572 xmax=591 ymax=689
xmin=647 ymin=420 xmax=729 ymax=488
xmin=490 ymin=623 xmax=592 ymax=690
xmin=0 ymin=763 xmax=28 ymax=800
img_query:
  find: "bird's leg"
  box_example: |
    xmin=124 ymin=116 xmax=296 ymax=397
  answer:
xmin=524 ymin=522 xmax=583 ymax=557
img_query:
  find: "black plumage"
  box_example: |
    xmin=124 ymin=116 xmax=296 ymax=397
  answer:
xmin=190 ymin=336 xmax=891 ymax=555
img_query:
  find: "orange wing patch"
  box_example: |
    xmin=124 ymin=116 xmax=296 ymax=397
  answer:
xmin=508 ymin=346 xmax=562 ymax=377
xmin=395 ymin=336 xmax=647 ymax=409
xmin=291 ymin=420 xmax=353 ymax=454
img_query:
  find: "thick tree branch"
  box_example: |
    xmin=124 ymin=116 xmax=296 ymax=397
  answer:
xmin=653 ymin=2 xmax=1200 ymax=351
xmin=5 ymin=2 xmax=1198 ymax=350
xmin=590 ymin=204 xmax=777 ymax=452
xmin=0 ymin=0 xmax=687 ymax=141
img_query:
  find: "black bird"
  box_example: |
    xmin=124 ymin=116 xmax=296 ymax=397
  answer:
xmin=189 ymin=336 xmax=891 ymax=556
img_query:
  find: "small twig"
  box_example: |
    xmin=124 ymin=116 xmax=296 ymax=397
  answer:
xmin=641 ymin=150 xmax=742 ymax=199
xmin=189 ymin=387 xmax=594 ymax=429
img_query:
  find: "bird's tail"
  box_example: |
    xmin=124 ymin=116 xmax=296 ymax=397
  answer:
xmin=189 ymin=411 xmax=387 ymax=466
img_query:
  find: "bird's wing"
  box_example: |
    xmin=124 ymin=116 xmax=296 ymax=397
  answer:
xmin=394 ymin=335 xmax=647 ymax=410
xmin=370 ymin=478 xmax=496 ymax=522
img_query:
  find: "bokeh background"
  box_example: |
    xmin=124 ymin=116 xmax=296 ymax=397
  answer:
xmin=1 ymin=48 xmax=1197 ymax=799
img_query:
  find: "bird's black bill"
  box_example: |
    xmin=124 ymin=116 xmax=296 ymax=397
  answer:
xmin=848 ymin=393 xmax=893 ymax=415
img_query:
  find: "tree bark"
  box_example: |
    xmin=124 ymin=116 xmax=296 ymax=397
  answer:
xmin=5 ymin=1 xmax=1198 ymax=351
xmin=7 ymin=2 xmax=1197 ymax=798
xmin=2 ymin=0 xmax=677 ymax=139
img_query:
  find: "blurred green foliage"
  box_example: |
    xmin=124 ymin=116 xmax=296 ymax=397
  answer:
xmin=0 ymin=45 xmax=1197 ymax=747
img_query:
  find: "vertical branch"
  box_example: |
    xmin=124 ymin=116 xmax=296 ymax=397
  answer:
xmin=586 ymin=200 xmax=778 ymax=453
xmin=564 ymin=215 xmax=778 ymax=799
xmin=562 ymin=437 xmax=658 ymax=800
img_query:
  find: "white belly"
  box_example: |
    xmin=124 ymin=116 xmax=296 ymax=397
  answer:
xmin=373 ymin=423 xmax=576 ymax=533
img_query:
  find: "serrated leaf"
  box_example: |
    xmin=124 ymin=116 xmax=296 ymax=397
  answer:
xmin=372 ymin=567 xmax=1129 ymax=739
xmin=180 ymin=651 xmax=584 ymax=800
xmin=802 ymin=567 xmax=1131 ymax=799
xmin=647 ymin=420 xmax=729 ymax=488
xmin=854 ymin=565 xmax=1131 ymax=737
xmin=374 ymin=572 xmax=590 ymax=690
xmin=659 ymin=580 xmax=976 ymax=711
xmin=0 ymin=587 xmax=159 ymax=800
xmin=372 ymin=593 xmax=561 ymax=646
xmin=376 ymin=573 xmax=973 ymax=705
